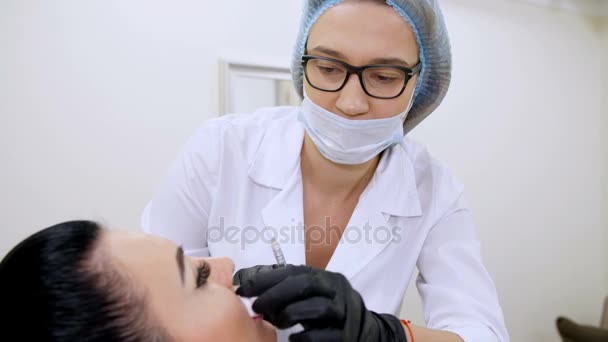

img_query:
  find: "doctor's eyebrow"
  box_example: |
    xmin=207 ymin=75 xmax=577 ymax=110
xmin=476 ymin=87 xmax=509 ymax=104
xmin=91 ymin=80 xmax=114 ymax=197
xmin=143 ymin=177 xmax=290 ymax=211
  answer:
xmin=176 ymin=246 xmax=185 ymax=286
xmin=309 ymin=45 xmax=415 ymax=67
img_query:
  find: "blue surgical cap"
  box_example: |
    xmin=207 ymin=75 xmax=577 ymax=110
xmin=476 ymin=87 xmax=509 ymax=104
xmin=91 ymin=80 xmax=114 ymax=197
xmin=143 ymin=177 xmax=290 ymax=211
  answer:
xmin=291 ymin=0 xmax=452 ymax=133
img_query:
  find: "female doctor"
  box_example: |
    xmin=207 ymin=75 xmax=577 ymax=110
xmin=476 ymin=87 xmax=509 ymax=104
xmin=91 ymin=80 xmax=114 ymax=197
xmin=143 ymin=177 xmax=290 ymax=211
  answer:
xmin=142 ymin=0 xmax=509 ymax=341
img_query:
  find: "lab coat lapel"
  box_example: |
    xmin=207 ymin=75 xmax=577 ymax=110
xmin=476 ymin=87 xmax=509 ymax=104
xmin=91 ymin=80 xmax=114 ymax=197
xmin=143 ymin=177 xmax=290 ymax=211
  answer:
xmin=324 ymin=199 xmax=393 ymax=280
xmin=260 ymin=168 xmax=307 ymax=266
xmin=325 ymin=144 xmax=422 ymax=280
xmin=249 ymin=115 xmax=307 ymax=266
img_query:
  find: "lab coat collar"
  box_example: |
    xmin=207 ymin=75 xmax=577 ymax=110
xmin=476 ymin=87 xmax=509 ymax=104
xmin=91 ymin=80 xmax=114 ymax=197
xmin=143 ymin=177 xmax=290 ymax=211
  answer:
xmin=370 ymin=142 xmax=422 ymax=218
xmin=323 ymin=144 xmax=422 ymax=279
xmin=248 ymin=116 xmax=422 ymax=219
xmin=247 ymin=116 xmax=306 ymax=190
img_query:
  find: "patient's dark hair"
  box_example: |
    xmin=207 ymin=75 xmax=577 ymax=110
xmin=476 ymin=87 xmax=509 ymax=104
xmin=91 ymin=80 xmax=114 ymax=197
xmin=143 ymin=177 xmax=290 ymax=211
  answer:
xmin=0 ymin=220 xmax=171 ymax=341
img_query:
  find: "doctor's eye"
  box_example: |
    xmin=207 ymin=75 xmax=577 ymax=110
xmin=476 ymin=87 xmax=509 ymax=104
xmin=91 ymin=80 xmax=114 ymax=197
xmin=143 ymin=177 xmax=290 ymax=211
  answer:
xmin=316 ymin=64 xmax=339 ymax=74
xmin=312 ymin=61 xmax=345 ymax=76
xmin=196 ymin=262 xmax=211 ymax=288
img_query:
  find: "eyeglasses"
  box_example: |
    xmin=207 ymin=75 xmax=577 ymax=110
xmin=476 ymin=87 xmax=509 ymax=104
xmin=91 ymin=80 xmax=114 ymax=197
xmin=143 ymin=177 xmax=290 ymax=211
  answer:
xmin=302 ymin=55 xmax=421 ymax=99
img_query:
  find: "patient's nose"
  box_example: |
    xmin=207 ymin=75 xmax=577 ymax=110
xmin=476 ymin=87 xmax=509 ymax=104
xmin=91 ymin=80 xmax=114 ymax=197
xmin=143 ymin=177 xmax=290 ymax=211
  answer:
xmin=205 ymin=257 xmax=235 ymax=289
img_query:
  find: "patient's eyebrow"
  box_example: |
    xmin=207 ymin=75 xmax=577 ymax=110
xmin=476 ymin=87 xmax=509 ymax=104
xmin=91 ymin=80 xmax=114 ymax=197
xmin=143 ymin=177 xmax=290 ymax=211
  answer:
xmin=176 ymin=246 xmax=185 ymax=286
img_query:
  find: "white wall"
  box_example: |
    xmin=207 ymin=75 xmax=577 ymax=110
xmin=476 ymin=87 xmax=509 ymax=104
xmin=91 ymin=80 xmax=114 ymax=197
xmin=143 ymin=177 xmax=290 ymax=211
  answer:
xmin=0 ymin=0 xmax=606 ymax=341
xmin=0 ymin=0 xmax=303 ymax=247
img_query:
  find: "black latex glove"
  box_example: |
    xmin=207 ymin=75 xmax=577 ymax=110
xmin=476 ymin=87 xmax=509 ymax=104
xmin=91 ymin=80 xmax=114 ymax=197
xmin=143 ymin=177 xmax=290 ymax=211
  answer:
xmin=234 ymin=264 xmax=407 ymax=342
xmin=233 ymin=264 xmax=282 ymax=286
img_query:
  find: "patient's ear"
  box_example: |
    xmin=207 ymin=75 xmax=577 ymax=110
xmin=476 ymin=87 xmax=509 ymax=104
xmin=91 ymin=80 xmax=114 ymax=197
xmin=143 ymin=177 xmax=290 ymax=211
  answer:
xmin=556 ymin=316 xmax=608 ymax=342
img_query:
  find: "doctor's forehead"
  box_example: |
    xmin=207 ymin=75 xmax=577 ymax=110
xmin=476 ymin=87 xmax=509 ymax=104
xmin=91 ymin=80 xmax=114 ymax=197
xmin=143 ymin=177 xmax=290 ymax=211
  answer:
xmin=306 ymin=0 xmax=418 ymax=63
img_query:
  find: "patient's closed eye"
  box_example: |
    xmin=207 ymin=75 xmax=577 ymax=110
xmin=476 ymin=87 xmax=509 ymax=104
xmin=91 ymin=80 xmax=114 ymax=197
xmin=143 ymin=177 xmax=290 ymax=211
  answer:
xmin=196 ymin=262 xmax=210 ymax=288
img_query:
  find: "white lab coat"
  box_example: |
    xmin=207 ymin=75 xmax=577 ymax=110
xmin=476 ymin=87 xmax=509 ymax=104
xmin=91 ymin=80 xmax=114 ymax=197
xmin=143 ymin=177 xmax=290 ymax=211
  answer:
xmin=142 ymin=106 xmax=510 ymax=342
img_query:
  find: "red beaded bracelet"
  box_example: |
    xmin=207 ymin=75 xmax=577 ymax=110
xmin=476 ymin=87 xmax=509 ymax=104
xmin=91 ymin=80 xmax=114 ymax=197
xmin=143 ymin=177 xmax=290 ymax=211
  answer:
xmin=400 ymin=319 xmax=414 ymax=342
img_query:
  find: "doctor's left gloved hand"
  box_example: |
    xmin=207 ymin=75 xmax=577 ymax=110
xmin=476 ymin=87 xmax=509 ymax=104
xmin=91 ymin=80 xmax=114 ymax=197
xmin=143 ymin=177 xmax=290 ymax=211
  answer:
xmin=232 ymin=264 xmax=283 ymax=286
xmin=234 ymin=265 xmax=407 ymax=342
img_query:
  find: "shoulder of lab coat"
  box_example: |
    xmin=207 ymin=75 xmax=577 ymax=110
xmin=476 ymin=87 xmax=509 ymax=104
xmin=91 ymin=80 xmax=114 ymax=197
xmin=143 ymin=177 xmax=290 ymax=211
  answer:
xmin=141 ymin=106 xmax=299 ymax=255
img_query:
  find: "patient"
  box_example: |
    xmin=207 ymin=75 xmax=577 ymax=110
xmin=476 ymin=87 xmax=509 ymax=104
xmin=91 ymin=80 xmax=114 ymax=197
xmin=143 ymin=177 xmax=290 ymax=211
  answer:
xmin=0 ymin=220 xmax=276 ymax=342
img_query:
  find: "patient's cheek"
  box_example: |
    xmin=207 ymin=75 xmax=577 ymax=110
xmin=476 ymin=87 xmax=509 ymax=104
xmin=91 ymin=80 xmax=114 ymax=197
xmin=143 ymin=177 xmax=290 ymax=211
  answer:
xmin=259 ymin=321 xmax=277 ymax=341
xmin=180 ymin=282 xmax=274 ymax=341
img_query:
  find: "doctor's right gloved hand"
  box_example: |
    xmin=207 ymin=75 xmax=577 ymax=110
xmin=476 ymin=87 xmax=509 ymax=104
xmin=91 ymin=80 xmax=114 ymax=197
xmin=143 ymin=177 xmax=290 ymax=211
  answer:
xmin=234 ymin=265 xmax=407 ymax=342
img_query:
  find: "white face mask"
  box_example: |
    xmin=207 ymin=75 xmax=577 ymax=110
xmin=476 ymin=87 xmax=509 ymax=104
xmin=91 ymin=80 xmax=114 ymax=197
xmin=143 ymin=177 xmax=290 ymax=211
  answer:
xmin=298 ymin=91 xmax=415 ymax=165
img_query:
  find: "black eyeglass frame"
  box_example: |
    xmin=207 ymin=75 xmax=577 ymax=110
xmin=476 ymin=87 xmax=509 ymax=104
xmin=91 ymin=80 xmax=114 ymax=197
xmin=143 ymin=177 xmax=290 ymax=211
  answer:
xmin=301 ymin=55 xmax=422 ymax=99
